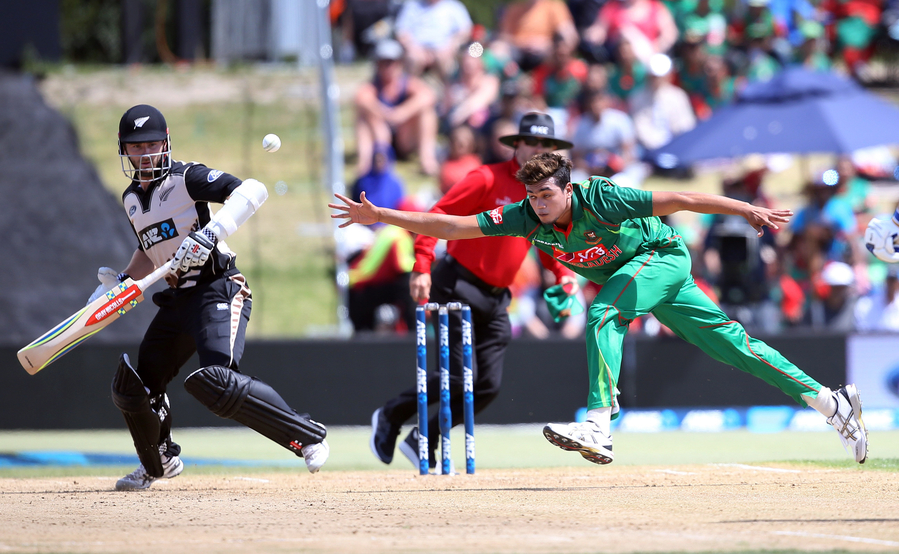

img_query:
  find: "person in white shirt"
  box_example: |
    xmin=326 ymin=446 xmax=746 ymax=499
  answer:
xmin=395 ymin=0 xmax=473 ymax=81
xmin=628 ymin=53 xmax=696 ymax=151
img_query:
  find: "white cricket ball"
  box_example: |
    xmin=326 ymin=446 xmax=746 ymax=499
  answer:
xmin=262 ymin=133 xmax=281 ymax=153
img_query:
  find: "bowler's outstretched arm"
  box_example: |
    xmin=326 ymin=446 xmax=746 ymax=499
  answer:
xmin=330 ymin=192 xmax=486 ymax=240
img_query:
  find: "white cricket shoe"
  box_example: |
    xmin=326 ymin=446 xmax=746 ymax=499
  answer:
xmin=301 ymin=439 xmax=329 ymax=473
xmin=115 ymin=452 xmax=184 ymax=491
xmin=827 ymin=384 xmax=868 ymax=464
xmin=543 ymin=421 xmax=614 ymax=465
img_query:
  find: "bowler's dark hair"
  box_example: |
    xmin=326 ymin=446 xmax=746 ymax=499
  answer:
xmin=516 ymin=152 xmax=572 ymax=189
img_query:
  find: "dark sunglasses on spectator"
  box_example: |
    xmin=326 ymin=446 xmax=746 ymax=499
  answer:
xmin=521 ymin=137 xmax=556 ymax=148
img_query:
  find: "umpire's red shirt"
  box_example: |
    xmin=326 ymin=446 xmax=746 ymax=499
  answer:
xmin=412 ymin=158 xmax=573 ymax=287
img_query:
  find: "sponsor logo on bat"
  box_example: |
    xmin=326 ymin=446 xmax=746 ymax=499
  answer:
xmin=87 ymin=286 xmax=140 ymax=325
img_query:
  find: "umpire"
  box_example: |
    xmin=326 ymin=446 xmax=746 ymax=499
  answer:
xmin=370 ymin=113 xmax=578 ymax=468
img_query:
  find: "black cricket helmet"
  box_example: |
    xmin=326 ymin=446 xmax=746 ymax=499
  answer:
xmin=118 ymin=104 xmax=172 ymax=182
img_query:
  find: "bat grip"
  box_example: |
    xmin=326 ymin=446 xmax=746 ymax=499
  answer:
xmin=135 ymin=262 xmax=174 ymax=290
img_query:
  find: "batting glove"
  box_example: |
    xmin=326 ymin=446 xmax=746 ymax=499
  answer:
xmin=171 ymin=228 xmax=217 ymax=274
xmin=87 ymin=267 xmax=123 ymax=305
xmin=865 ymin=214 xmax=899 ymax=263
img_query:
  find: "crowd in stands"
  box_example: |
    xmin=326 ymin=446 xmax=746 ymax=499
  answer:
xmin=335 ymin=0 xmax=899 ymax=336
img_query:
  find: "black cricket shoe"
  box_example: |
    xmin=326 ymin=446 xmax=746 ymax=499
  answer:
xmin=370 ymin=408 xmax=402 ymax=464
xmin=398 ymin=427 xmax=437 ymax=470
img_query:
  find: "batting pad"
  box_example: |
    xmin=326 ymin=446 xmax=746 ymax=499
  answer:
xmin=184 ymin=366 xmax=326 ymax=455
xmin=111 ymin=353 xmax=164 ymax=477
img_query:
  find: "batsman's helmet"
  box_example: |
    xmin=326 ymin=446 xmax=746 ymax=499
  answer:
xmin=118 ymin=104 xmax=172 ymax=182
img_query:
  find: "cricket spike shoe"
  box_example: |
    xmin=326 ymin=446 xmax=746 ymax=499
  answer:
xmin=115 ymin=450 xmax=184 ymax=491
xmin=370 ymin=408 xmax=401 ymax=464
xmin=827 ymin=384 xmax=868 ymax=464
xmin=543 ymin=421 xmax=614 ymax=465
xmin=398 ymin=427 xmax=436 ymax=470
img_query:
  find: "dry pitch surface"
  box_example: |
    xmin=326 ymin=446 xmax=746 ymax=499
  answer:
xmin=1 ymin=465 xmax=898 ymax=554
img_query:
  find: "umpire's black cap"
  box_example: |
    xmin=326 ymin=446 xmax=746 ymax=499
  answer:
xmin=119 ymin=104 xmax=168 ymax=143
xmin=498 ymin=112 xmax=573 ymax=150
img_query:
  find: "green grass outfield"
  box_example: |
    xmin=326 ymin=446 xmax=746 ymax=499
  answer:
xmin=1 ymin=427 xmax=896 ymax=478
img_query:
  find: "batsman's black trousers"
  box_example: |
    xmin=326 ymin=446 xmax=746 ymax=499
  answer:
xmin=136 ymin=272 xmax=252 ymax=395
xmin=382 ymin=256 xmax=512 ymax=447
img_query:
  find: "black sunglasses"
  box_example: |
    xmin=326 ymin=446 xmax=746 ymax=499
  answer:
xmin=521 ymin=137 xmax=556 ymax=148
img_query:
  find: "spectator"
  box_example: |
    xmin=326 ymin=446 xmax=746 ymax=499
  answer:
xmin=833 ymin=156 xmax=872 ymax=215
xmin=354 ymin=39 xmax=440 ymax=176
xmin=440 ymin=45 xmax=500 ymax=133
xmin=607 ymin=37 xmax=648 ymax=102
xmin=793 ymin=20 xmax=830 ymax=70
xmin=336 ymin=0 xmax=400 ymax=60
xmin=570 ymin=89 xmax=643 ymax=188
xmin=628 ymin=53 xmax=696 ymax=151
xmin=744 ymin=19 xmax=782 ymax=82
xmin=821 ymin=0 xmax=883 ymax=78
xmin=675 ymin=23 xmax=710 ymax=101
xmin=856 ymin=265 xmax=899 ymax=332
xmin=729 ymin=0 xmax=777 ymax=51
xmin=394 ymin=0 xmax=473 ymax=81
xmin=695 ymin=54 xmax=737 ymax=119
xmin=669 ymin=1 xmax=728 ymax=56
xmin=352 ymin=144 xmax=406 ymax=212
xmin=347 ymin=211 xmax=419 ymax=333
xmin=582 ymin=0 xmax=680 ymax=64
xmin=702 ymin=174 xmax=780 ymax=332
xmin=790 ymin=176 xmax=863 ymax=285
xmin=769 ymin=0 xmax=818 ymax=49
xmin=497 ymin=0 xmax=580 ymax=71
xmin=567 ymin=0 xmax=607 ymax=35
xmin=693 ymin=0 xmax=729 ymax=56
xmin=440 ymin=125 xmax=482 ymax=195
xmin=531 ymin=33 xmax=589 ymax=133
xmin=804 ymin=261 xmax=858 ymax=331
xmin=579 ymin=62 xmax=610 ymax=105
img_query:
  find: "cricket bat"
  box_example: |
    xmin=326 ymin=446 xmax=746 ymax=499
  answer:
xmin=17 ymin=264 xmax=171 ymax=374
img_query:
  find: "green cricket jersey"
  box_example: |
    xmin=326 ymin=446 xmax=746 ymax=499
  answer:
xmin=476 ymin=177 xmax=681 ymax=285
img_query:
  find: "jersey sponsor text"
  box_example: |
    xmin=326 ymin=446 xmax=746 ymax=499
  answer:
xmin=138 ymin=218 xmax=180 ymax=250
xmin=553 ymin=244 xmax=623 ymax=268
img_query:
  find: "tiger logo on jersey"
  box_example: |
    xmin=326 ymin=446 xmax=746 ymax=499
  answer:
xmin=583 ymin=230 xmax=601 ymax=245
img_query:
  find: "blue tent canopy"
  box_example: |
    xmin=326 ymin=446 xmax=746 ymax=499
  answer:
xmin=650 ymin=67 xmax=899 ymax=168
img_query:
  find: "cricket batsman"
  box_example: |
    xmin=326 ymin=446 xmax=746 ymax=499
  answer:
xmin=331 ymin=152 xmax=868 ymax=465
xmin=92 ymin=104 xmax=329 ymax=490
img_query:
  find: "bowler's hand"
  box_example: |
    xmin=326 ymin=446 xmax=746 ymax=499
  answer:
xmin=409 ymin=272 xmax=431 ymax=302
xmin=743 ymin=205 xmax=793 ymax=237
xmin=330 ymin=191 xmax=380 ymax=227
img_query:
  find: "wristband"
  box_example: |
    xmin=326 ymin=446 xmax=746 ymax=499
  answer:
xmin=201 ymin=227 xmax=218 ymax=245
xmin=116 ymin=273 xmax=131 ymax=282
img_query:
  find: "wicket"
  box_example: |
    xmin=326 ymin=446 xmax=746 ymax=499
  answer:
xmin=415 ymin=302 xmax=475 ymax=475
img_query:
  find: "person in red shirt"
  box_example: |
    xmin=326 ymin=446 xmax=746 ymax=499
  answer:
xmin=370 ymin=113 xmax=578 ymax=469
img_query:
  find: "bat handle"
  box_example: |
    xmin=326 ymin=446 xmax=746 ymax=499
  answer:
xmin=135 ymin=263 xmax=174 ymax=290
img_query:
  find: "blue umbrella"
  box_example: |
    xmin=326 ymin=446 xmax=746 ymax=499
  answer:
xmin=651 ymin=67 xmax=899 ymax=168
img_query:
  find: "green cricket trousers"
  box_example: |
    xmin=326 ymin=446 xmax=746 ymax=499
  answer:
xmin=585 ymin=240 xmax=823 ymax=415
